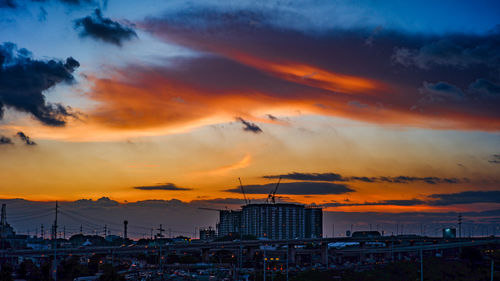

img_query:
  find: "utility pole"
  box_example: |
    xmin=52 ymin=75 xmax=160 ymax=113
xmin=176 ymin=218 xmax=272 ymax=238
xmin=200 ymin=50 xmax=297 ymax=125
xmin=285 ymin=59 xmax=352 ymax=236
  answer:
xmin=458 ymin=214 xmax=462 ymax=238
xmin=123 ymin=220 xmax=128 ymax=241
xmin=157 ymin=224 xmax=165 ymax=238
xmin=104 ymin=225 xmax=107 ymax=237
xmin=53 ymin=201 xmax=58 ymax=281
xmin=80 ymin=224 xmax=83 ymax=235
xmin=41 ymin=224 xmax=44 ymax=240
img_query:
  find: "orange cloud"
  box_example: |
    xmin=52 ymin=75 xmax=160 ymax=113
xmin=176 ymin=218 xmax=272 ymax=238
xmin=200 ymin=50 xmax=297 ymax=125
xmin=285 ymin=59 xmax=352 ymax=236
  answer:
xmin=227 ymin=51 xmax=383 ymax=94
xmin=195 ymin=154 xmax=252 ymax=176
xmin=80 ymin=51 xmax=500 ymax=133
xmin=136 ymin=16 xmax=500 ymax=132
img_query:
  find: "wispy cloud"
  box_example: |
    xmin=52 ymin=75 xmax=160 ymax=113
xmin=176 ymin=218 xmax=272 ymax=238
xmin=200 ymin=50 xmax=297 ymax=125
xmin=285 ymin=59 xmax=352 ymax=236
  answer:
xmin=264 ymin=172 xmax=345 ymax=182
xmin=198 ymin=154 xmax=252 ymax=176
xmin=133 ymin=183 xmax=191 ymax=191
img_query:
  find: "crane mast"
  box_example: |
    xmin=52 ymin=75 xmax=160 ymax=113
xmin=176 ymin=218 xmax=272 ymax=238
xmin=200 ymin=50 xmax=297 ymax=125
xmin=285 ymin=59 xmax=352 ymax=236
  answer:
xmin=266 ymin=176 xmax=281 ymax=204
xmin=239 ymin=177 xmax=249 ymax=205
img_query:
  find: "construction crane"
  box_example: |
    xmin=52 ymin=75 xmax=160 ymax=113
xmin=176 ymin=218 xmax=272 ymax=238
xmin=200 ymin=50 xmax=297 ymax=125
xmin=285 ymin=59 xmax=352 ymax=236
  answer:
xmin=238 ymin=177 xmax=249 ymax=205
xmin=266 ymin=176 xmax=281 ymax=204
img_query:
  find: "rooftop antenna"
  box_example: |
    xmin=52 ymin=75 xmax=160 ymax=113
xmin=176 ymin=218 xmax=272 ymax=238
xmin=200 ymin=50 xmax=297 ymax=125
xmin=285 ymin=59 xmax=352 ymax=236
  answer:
xmin=238 ymin=177 xmax=249 ymax=205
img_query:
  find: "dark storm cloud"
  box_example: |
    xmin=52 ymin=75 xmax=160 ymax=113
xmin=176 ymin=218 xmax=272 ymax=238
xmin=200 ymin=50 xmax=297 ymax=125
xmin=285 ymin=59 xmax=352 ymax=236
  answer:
xmin=489 ymin=154 xmax=500 ymax=164
xmin=429 ymin=191 xmax=500 ymax=206
xmin=74 ymin=9 xmax=137 ymax=46
xmin=0 ymin=135 xmax=12 ymax=144
xmin=16 ymin=131 xmax=36 ymax=145
xmin=140 ymin=8 xmax=500 ymax=131
xmin=264 ymin=172 xmax=345 ymax=182
xmin=0 ymin=42 xmax=79 ymax=126
xmin=263 ymin=172 xmax=461 ymax=184
xmin=133 ymin=183 xmax=191 ymax=191
xmin=236 ymin=117 xmax=262 ymax=133
xmin=225 ymin=182 xmax=354 ymax=195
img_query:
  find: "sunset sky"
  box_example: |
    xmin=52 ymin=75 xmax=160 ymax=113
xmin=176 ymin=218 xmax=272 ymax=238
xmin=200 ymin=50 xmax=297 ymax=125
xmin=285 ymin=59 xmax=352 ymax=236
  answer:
xmin=0 ymin=0 xmax=499 ymax=237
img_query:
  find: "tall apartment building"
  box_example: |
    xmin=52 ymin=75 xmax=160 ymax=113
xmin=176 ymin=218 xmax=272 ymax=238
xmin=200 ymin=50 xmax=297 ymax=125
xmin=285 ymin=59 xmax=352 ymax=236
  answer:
xmin=236 ymin=203 xmax=322 ymax=240
xmin=305 ymin=207 xmax=323 ymax=238
xmin=199 ymin=227 xmax=216 ymax=241
xmin=217 ymin=210 xmax=242 ymax=237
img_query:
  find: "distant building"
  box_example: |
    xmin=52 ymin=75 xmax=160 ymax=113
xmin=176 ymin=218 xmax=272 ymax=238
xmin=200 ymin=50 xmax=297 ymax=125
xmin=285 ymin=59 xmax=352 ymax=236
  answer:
xmin=0 ymin=204 xmax=16 ymax=238
xmin=234 ymin=203 xmax=321 ymax=240
xmin=241 ymin=203 xmax=304 ymax=240
xmin=199 ymin=227 xmax=216 ymax=241
xmin=305 ymin=207 xmax=323 ymax=238
xmin=443 ymin=228 xmax=456 ymax=239
xmin=351 ymin=231 xmax=381 ymax=238
xmin=217 ymin=210 xmax=242 ymax=237
xmin=0 ymin=204 xmax=28 ymax=249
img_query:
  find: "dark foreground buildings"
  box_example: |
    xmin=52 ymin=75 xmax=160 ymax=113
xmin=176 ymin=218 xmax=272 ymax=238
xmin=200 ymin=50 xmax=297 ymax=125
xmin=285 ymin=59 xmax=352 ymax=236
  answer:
xmin=217 ymin=203 xmax=322 ymax=240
